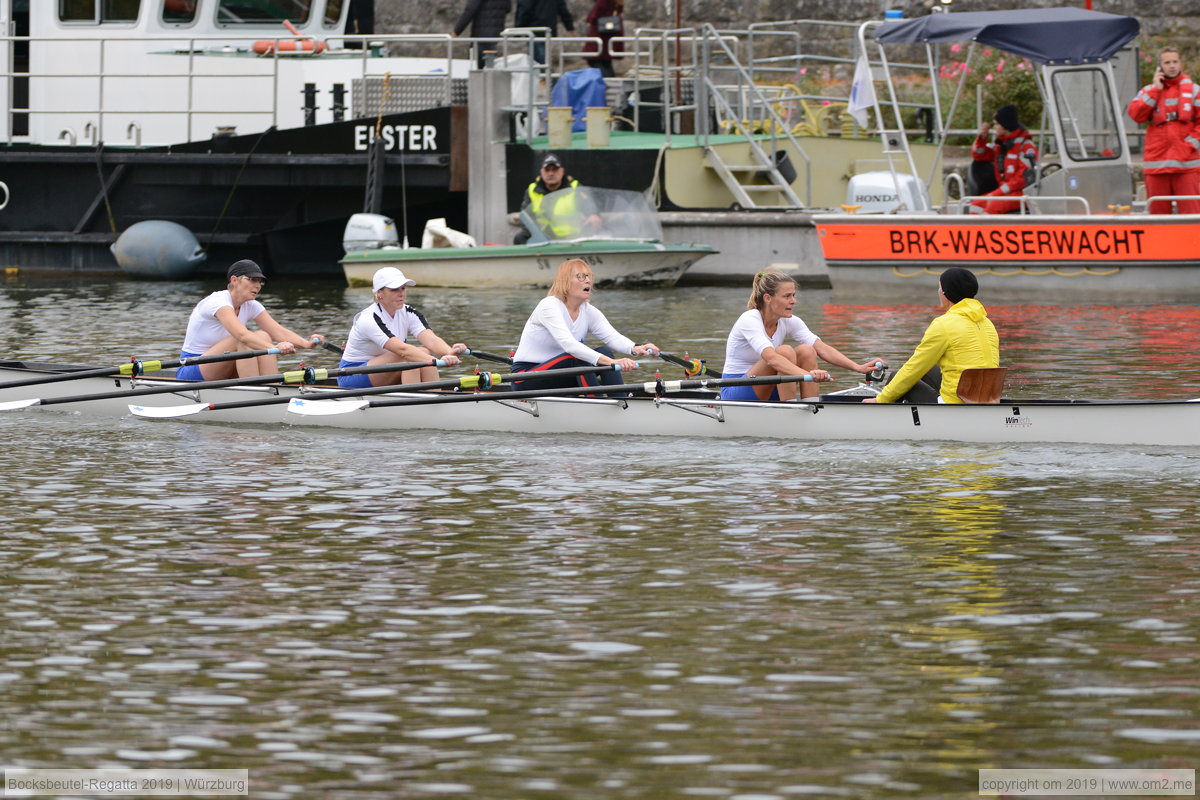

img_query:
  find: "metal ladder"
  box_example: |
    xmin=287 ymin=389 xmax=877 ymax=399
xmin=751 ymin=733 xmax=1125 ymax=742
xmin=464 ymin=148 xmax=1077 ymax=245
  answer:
xmin=695 ymin=25 xmax=809 ymax=209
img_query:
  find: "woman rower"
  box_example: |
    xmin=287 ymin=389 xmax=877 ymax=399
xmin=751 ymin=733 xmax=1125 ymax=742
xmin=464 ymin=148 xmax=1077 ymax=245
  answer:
xmin=510 ymin=258 xmax=658 ymax=391
xmin=176 ymin=259 xmax=324 ymax=381
xmin=722 ymin=270 xmax=883 ymax=402
xmin=863 ymin=267 xmax=998 ymax=404
xmin=336 ymin=267 xmax=467 ymax=388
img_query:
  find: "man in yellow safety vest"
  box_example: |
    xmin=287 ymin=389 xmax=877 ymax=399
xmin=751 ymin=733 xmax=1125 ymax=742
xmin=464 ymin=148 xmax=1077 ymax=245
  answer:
xmin=514 ymin=153 xmax=602 ymax=243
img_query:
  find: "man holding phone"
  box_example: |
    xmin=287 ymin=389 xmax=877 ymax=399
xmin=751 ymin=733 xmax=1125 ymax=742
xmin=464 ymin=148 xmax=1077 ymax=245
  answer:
xmin=1127 ymin=47 xmax=1200 ymax=214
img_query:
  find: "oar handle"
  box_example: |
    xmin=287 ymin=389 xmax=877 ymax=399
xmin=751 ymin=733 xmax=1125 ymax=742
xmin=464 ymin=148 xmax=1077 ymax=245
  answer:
xmin=321 ymin=340 xmax=346 ymax=356
xmin=465 ymin=349 xmax=514 ymax=365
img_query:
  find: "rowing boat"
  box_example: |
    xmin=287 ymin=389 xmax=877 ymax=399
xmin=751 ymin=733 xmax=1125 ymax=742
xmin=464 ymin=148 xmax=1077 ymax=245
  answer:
xmin=2 ymin=360 xmax=1198 ymax=447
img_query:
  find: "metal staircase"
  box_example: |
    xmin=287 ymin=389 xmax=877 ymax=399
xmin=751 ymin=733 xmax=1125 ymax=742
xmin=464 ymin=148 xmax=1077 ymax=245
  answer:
xmin=694 ymin=24 xmax=810 ymax=209
xmin=701 ymin=146 xmax=802 ymax=210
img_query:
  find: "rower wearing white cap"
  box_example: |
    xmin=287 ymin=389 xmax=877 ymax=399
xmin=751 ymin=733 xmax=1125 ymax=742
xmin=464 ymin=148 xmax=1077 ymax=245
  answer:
xmin=336 ymin=267 xmax=467 ymax=388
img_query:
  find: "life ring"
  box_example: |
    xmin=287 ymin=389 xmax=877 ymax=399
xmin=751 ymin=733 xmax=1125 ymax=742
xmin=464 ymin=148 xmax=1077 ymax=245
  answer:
xmin=252 ymin=39 xmax=326 ymax=55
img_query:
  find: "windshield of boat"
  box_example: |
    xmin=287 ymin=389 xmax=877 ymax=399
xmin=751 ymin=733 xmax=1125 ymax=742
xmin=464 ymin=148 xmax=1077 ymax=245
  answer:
xmin=1049 ymin=68 xmax=1124 ymax=161
xmin=217 ymin=0 xmax=311 ymax=24
xmin=518 ymin=188 xmax=664 ymax=245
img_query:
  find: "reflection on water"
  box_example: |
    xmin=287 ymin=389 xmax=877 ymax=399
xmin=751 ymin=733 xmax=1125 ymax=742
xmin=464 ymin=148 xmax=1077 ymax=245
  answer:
xmin=2 ymin=278 xmax=1200 ymax=798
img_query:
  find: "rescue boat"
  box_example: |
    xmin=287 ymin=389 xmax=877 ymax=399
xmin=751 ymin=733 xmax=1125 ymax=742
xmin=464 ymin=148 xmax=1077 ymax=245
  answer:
xmin=813 ymin=8 xmax=1200 ymax=296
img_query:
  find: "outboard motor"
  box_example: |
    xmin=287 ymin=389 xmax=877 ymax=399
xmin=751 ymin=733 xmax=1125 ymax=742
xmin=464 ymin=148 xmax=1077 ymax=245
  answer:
xmin=342 ymin=213 xmax=399 ymax=253
xmin=844 ymin=171 xmax=930 ymax=213
xmin=111 ymin=220 xmax=206 ymax=280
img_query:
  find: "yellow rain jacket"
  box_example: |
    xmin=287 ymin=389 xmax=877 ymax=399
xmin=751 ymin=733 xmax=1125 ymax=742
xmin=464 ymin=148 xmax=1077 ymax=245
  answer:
xmin=875 ymin=297 xmax=999 ymax=404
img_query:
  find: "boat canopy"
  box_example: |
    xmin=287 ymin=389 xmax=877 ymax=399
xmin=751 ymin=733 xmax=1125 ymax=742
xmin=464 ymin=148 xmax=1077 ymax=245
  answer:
xmin=874 ymin=8 xmax=1139 ymax=66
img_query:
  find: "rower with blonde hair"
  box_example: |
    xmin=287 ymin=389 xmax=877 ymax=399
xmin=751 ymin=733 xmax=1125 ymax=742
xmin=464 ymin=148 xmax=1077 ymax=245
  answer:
xmin=721 ymin=270 xmax=884 ymax=402
xmin=510 ymin=258 xmax=658 ymax=391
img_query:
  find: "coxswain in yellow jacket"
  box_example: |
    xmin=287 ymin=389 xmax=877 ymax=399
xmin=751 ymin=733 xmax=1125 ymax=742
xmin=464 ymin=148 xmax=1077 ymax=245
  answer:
xmin=514 ymin=153 xmax=601 ymax=243
xmin=865 ymin=267 xmax=999 ymax=405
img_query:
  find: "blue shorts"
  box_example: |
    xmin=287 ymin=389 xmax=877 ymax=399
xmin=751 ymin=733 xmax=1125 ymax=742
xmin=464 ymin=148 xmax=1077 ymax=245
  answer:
xmin=336 ymin=360 xmax=372 ymax=389
xmin=175 ymin=351 xmax=204 ymax=382
xmin=719 ymin=372 xmax=780 ymax=402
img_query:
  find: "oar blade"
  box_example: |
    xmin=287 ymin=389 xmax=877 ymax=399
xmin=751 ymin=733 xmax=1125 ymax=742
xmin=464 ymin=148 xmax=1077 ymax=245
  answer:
xmin=128 ymin=402 xmax=212 ymax=419
xmin=287 ymin=397 xmax=370 ymax=416
xmin=0 ymin=398 xmax=42 ymax=412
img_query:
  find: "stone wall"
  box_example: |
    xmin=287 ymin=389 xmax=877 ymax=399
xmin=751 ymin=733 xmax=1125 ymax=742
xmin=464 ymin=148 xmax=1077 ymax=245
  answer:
xmin=375 ymin=0 xmax=1195 ymax=53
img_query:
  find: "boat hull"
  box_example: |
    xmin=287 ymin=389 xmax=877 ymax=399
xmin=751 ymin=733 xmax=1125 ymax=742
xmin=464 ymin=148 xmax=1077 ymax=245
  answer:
xmin=341 ymin=241 xmax=716 ymax=288
xmin=814 ymin=213 xmax=1200 ymax=294
xmin=0 ymin=111 xmax=464 ymax=278
xmin=3 ymin=363 xmax=1198 ymax=447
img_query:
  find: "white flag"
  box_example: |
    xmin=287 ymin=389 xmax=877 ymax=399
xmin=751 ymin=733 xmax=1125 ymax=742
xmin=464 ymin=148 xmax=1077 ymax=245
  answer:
xmin=848 ymin=53 xmax=876 ymax=128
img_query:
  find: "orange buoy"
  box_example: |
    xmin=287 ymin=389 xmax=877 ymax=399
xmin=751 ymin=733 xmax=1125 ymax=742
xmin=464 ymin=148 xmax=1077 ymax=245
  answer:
xmin=252 ymin=38 xmax=326 ymax=55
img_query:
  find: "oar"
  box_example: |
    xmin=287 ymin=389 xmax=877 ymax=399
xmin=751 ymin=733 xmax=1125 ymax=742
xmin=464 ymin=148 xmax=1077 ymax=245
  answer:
xmin=129 ymin=363 xmax=622 ymax=419
xmin=0 ymin=358 xmax=448 ymax=413
xmin=289 ymin=373 xmax=824 ymax=416
xmin=645 ymin=348 xmax=712 ymax=377
xmin=465 ymin=349 xmax=513 ymax=365
xmin=319 ymin=339 xmax=512 ymax=366
xmin=0 ymin=348 xmax=282 ymax=391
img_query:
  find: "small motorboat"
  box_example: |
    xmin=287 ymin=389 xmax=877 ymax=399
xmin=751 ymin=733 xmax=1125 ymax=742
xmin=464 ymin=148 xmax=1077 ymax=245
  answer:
xmin=341 ymin=188 xmax=717 ymax=289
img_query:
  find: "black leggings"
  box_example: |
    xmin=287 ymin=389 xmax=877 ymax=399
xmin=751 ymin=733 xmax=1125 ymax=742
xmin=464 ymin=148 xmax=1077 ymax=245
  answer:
xmin=510 ymin=346 xmax=624 ymax=392
xmin=888 ymin=365 xmax=942 ymax=403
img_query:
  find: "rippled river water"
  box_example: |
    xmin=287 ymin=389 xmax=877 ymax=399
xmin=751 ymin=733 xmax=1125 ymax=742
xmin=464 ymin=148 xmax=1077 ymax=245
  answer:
xmin=2 ymin=276 xmax=1199 ymax=799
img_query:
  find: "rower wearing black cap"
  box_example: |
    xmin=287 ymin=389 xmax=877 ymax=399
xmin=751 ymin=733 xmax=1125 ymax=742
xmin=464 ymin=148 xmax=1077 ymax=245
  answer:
xmin=175 ymin=259 xmax=325 ymax=381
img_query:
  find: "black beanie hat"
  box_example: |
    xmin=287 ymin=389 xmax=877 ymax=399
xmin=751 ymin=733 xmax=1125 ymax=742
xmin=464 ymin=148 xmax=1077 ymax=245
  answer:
xmin=994 ymin=104 xmax=1020 ymax=131
xmin=940 ymin=267 xmax=979 ymax=303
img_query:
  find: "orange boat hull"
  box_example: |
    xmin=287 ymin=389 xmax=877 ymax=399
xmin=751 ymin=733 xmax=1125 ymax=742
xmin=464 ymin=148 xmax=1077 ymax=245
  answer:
xmin=817 ymin=217 xmax=1200 ymax=266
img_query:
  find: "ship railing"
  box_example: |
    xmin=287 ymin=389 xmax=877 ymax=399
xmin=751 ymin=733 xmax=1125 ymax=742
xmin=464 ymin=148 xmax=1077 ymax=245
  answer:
xmin=940 ymin=194 xmax=1092 ymax=215
xmin=0 ymin=32 xmax=472 ymax=146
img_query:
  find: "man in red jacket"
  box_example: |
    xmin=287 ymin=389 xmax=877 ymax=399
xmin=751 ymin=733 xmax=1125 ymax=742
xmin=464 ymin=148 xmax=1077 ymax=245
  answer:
xmin=1127 ymin=47 xmax=1200 ymax=214
xmin=969 ymin=104 xmax=1039 ymax=215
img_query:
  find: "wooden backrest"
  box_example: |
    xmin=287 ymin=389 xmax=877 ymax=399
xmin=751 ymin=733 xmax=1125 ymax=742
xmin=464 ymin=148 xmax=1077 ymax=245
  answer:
xmin=957 ymin=367 xmax=1007 ymax=404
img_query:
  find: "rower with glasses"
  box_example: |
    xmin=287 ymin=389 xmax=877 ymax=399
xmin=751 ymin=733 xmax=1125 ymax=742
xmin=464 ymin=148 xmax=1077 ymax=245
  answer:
xmin=509 ymin=258 xmax=658 ymax=391
xmin=176 ymin=259 xmax=325 ymax=381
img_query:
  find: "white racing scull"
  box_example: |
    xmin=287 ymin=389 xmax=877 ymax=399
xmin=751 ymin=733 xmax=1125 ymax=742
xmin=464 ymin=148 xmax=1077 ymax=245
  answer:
xmin=1 ymin=359 xmax=1199 ymax=447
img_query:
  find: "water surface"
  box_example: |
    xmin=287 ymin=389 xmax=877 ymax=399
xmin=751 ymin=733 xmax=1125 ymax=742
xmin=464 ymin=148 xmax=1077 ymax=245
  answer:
xmin=2 ymin=277 xmax=1198 ymax=799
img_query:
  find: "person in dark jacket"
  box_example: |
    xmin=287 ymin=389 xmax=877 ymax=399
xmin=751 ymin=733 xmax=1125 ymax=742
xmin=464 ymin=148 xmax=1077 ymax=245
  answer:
xmin=452 ymin=0 xmax=511 ymax=68
xmin=514 ymin=0 xmax=574 ymax=64
xmin=582 ymin=0 xmax=622 ymax=77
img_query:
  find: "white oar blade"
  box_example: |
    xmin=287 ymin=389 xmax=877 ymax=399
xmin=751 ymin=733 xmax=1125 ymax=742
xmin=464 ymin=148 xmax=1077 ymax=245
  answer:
xmin=287 ymin=398 xmax=370 ymax=416
xmin=128 ymin=403 xmax=211 ymax=419
xmin=0 ymin=398 xmax=41 ymax=412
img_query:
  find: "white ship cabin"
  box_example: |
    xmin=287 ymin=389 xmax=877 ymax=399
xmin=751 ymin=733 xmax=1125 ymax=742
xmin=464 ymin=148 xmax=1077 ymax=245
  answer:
xmin=0 ymin=0 xmax=469 ymax=146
